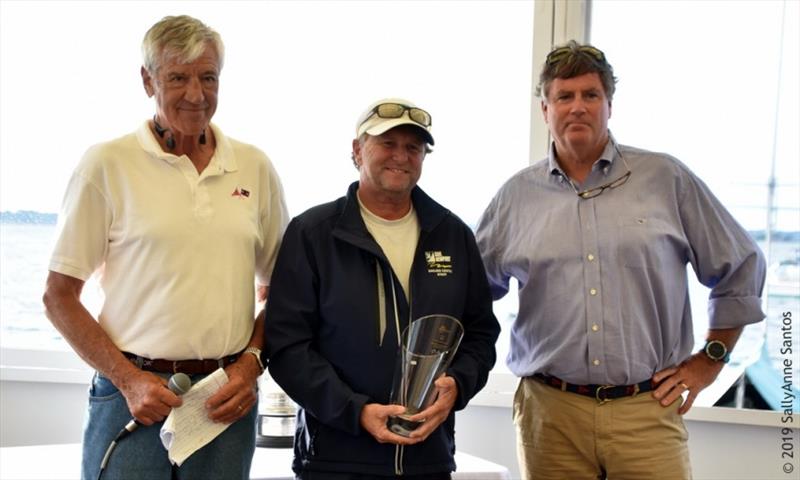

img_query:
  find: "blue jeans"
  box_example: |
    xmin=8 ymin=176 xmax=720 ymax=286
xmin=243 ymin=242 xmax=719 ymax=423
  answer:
xmin=82 ymin=372 xmax=257 ymax=480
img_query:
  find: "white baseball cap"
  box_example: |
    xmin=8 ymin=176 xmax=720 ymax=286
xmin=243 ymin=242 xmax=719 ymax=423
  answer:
xmin=355 ymin=98 xmax=434 ymax=145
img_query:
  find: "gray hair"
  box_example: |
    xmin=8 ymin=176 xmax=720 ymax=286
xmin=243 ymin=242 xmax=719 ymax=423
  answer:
xmin=141 ymin=15 xmax=225 ymax=74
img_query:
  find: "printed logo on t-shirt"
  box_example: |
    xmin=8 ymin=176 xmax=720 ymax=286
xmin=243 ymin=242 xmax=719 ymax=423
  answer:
xmin=231 ymin=187 xmax=251 ymax=199
xmin=425 ymin=250 xmax=453 ymax=277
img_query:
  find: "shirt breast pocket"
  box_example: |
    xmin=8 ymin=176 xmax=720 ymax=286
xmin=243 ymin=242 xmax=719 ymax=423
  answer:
xmin=617 ymin=216 xmax=679 ymax=270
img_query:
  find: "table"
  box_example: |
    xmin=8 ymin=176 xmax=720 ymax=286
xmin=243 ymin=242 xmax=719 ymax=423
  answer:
xmin=0 ymin=443 xmax=511 ymax=480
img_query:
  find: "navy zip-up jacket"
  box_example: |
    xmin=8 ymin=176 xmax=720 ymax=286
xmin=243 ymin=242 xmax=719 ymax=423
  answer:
xmin=264 ymin=182 xmax=500 ymax=477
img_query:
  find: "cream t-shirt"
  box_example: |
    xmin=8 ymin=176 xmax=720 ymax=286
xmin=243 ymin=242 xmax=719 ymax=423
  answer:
xmin=357 ymin=196 xmax=420 ymax=299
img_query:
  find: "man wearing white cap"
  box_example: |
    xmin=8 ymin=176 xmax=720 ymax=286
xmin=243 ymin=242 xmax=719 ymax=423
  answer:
xmin=265 ymin=98 xmax=500 ymax=479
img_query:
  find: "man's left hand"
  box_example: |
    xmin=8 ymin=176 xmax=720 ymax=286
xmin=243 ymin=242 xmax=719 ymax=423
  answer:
xmin=205 ymin=353 xmax=261 ymax=424
xmin=652 ymin=353 xmax=724 ymax=414
xmin=406 ymin=375 xmax=458 ymax=441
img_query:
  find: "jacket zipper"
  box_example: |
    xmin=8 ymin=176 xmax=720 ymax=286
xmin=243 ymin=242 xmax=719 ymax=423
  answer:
xmin=395 ymin=444 xmax=404 ymax=475
xmin=393 ymin=232 xmax=428 ymax=476
xmin=376 ymin=261 xmax=387 ymax=346
xmin=383 ymin=229 xmax=429 ymax=476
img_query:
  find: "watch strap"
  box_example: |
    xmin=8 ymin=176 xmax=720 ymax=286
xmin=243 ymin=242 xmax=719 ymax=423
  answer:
xmin=243 ymin=346 xmax=265 ymax=374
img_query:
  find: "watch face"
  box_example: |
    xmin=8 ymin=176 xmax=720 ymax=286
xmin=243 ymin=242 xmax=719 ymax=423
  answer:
xmin=706 ymin=340 xmax=726 ymax=360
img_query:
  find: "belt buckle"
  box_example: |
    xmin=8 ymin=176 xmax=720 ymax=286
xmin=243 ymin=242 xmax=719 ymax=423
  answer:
xmin=595 ymin=385 xmax=614 ymax=404
xmin=631 ymin=383 xmax=641 ymax=397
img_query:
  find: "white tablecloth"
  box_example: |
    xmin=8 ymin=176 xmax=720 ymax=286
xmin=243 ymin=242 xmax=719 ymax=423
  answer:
xmin=0 ymin=443 xmax=511 ymax=480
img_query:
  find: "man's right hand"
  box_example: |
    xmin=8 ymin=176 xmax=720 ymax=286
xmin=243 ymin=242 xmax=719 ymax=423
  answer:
xmin=44 ymin=271 xmax=183 ymax=425
xmin=117 ymin=369 xmax=183 ymax=425
xmin=359 ymin=403 xmax=423 ymax=446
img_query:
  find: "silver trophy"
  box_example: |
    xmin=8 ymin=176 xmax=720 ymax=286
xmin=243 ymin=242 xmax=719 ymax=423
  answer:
xmin=387 ymin=314 xmax=464 ymax=437
xmin=256 ymin=372 xmax=296 ymax=448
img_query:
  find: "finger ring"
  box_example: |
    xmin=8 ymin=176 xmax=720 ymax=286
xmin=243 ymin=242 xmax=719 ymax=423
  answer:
xmin=237 ymin=405 xmax=243 ymax=412
xmin=679 ymin=382 xmax=689 ymax=390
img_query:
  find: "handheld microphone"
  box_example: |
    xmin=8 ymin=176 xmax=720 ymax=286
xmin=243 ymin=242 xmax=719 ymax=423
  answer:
xmin=97 ymin=373 xmax=191 ymax=479
xmin=115 ymin=373 xmax=192 ymax=441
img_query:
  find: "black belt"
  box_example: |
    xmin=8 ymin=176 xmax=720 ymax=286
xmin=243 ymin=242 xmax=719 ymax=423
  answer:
xmin=122 ymin=351 xmax=240 ymax=375
xmin=530 ymin=373 xmax=657 ymax=404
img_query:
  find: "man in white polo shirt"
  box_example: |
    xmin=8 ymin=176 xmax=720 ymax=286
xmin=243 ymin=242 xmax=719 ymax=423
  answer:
xmin=42 ymin=15 xmax=288 ymax=480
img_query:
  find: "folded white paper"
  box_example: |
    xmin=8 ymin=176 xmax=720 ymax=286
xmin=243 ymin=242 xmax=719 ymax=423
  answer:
xmin=160 ymin=367 xmax=231 ymax=466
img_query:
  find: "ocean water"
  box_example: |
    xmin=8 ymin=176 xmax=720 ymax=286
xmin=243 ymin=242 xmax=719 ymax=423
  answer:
xmin=0 ymin=223 xmax=102 ymax=351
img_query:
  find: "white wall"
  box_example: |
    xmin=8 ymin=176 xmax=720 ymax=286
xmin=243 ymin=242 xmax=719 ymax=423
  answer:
xmin=456 ymin=406 xmax=518 ymax=479
xmin=0 ymin=380 xmax=86 ymax=447
xmin=2 ymin=379 xmax=796 ymax=480
xmin=684 ymin=419 xmax=792 ymax=480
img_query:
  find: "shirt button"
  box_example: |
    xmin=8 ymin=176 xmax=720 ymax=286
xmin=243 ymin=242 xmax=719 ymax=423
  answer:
xmin=592 ymin=359 xmax=601 ymax=366
xmin=592 ymin=324 xmax=599 ymax=332
xmin=587 ymin=254 xmax=595 ymax=261
xmin=590 ymin=288 xmax=598 ymax=296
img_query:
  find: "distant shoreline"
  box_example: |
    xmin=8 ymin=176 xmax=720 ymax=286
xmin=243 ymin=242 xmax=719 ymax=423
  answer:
xmin=0 ymin=211 xmax=57 ymax=225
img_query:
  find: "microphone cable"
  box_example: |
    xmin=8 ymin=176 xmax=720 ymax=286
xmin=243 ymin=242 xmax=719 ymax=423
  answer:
xmin=96 ymin=372 xmax=191 ymax=480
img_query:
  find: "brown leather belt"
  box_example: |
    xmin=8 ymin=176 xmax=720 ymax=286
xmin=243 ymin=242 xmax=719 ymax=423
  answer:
xmin=530 ymin=373 xmax=657 ymax=404
xmin=122 ymin=351 xmax=240 ymax=375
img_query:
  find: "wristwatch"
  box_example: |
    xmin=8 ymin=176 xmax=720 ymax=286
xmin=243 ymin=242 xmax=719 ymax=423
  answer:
xmin=244 ymin=346 xmax=266 ymax=374
xmin=702 ymin=339 xmax=730 ymax=363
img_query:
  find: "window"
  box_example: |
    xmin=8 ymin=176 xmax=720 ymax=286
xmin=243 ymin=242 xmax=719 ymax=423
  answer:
xmin=3 ymin=0 xmax=796 ymax=418
xmin=0 ymin=1 xmax=533 ymax=383
xmin=590 ymin=0 xmax=800 ymax=410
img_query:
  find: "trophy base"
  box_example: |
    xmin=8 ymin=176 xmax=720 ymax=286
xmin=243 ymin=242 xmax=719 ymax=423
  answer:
xmin=256 ymin=435 xmax=293 ymax=448
xmin=256 ymin=412 xmax=295 ymax=448
xmin=387 ymin=415 xmax=422 ymax=437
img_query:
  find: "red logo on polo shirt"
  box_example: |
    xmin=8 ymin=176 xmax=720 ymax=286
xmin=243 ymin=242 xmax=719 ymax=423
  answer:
xmin=231 ymin=187 xmax=250 ymax=198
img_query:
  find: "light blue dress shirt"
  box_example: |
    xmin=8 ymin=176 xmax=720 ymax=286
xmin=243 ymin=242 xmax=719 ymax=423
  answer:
xmin=476 ymin=134 xmax=766 ymax=385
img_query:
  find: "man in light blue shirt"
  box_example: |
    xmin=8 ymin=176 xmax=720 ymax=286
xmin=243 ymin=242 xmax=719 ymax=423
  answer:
xmin=476 ymin=41 xmax=766 ymax=480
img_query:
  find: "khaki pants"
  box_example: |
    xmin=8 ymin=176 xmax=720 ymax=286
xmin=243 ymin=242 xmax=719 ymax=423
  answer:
xmin=514 ymin=377 xmax=691 ymax=480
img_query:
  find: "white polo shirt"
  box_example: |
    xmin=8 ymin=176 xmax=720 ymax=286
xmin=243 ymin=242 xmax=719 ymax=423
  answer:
xmin=49 ymin=121 xmax=289 ymax=360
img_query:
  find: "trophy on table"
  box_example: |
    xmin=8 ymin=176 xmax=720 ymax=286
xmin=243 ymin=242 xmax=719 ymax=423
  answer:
xmin=387 ymin=314 xmax=464 ymax=437
xmin=256 ymin=372 xmax=296 ymax=448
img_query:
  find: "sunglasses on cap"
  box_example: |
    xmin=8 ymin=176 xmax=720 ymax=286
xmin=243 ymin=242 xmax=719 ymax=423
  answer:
xmin=361 ymin=103 xmax=432 ymax=129
xmin=546 ymin=45 xmax=606 ymax=66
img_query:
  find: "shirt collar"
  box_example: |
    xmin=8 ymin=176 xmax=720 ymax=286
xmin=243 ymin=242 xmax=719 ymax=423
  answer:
xmin=547 ymin=130 xmax=620 ymax=179
xmin=136 ymin=121 xmax=238 ymax=173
